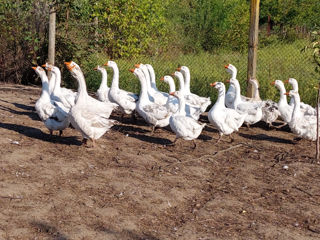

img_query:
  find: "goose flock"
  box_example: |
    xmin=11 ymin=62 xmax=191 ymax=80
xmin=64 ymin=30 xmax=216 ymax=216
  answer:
xmin=32 ymin=61 xmax=319 ymax=147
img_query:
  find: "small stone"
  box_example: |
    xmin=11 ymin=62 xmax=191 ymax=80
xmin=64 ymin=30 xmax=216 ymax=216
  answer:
xmin=283 ymin=165 xmax=289 ymax=170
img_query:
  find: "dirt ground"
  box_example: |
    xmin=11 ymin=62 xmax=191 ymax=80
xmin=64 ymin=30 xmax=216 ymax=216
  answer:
xmin=0 ymin=83 xmax=320 ymax=240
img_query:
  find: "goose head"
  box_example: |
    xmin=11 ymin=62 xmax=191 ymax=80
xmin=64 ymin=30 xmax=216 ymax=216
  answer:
xmin=224 ymin=64 xmax=237 ymax=77
xmin=94 ymin=65 xmax=106 ymax=72
xmin=103 ymin=60 xmax=117 ymax=68
xmin=271 ymin=80 xmax=286 ymax=91
xmin=177 ymin=66 xmax=190 ymax=75
xmin=284 ymin=89 xmax=298 ymax=98
xmin=210 ymin=82 xmax=225 ymax=92
xmin=286 ymin=78 xmax=298 ymax=91
xmin=172 ymin=71 xmax=184 ymax=81
xmin=169 ymin=91 xmax=183 ymax=99
xmin=160 ymin=75 xmax=174 ymax=84
xmin=249 ymin=78 xmax=259 ymax=88
xmin=32 ymin=66 xmax=46 ymax=76
xmin=226 ymin=78 xmax=239 ymax=87
xmin=64 ymin=61 xmax=82 ymax=78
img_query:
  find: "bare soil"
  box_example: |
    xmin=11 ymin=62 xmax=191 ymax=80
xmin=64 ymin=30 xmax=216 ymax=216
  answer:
xmin=0 ymin=83 xmax=320 ymax=240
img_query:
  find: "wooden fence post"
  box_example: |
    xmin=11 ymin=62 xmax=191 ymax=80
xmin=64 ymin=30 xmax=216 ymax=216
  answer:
xmin=247 ymin=0 xmax=260 ymax=98
xmin=48 ymin=4 xmax=56 ymax=79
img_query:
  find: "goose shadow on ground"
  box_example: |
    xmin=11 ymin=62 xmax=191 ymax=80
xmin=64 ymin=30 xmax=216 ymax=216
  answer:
xmin=0 ymin=98 xmax=35 ymax=111
xmin=0 ymin=99 xmax=40 ymax=121
xmin=239 ymin=132 xmax=294 ymax=144
xmin=0 ymin=122 xmax=82 ymax=146
xmin=128 ymin=132 xmax=172 ymax=145
xmin=94 ymin=224 xmax=160 ymax=240
xmin=112 ymin=124 xmax=150 ymax=134
xmin=110 ymin=113 xmax=151 ymax=127
xmin=30 ymin=221 xmax=68 ymax=240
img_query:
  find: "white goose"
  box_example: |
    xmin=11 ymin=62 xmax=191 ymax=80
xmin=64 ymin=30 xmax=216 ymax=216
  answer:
xmin=42 ymin=63 xmax=76 ymax=112
xmin=32 ymin=66 xmax=70 ymax=135
xmin=286 ymin=90 xmax=317 ymax=141
xmin=160 ymin=75 xmax=202 ymax=120
xmin=65 ymin=61 xmax=118 ymax=146
xmin=169 ymin=91 xmax=206 ymax=148
xmin=208 ymin=82 xmax=246 ymax=142
xmin=286 ymin=78 xmax=316 ymax=115
xmin=224 ymin=64 xmax=251 ymax=108
xmin=145 ymin=64 xmax=159 ymax=92
xmin=228 ymin=78 xmax=263 ymax=126
xmin=177 ymin=66 xmax=211 ymax=112
xmin=130 ymin=68 xmax=171 ymax=130
xmin=272 ymin=80 xmax=293 ymax=124
xmin=104 ymin=60 xmax=138 ymax=115
xmin=95 ymin=65 xmax=111 ymax=102
xmin=136 ymin=63 xmax=168 ymax=105
xmin=249 ymin=78 xmax=280 ymax=127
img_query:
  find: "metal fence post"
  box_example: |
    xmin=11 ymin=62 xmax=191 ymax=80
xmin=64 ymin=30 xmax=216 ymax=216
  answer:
xmin=247 ymin=0 xmax=260 ymax=98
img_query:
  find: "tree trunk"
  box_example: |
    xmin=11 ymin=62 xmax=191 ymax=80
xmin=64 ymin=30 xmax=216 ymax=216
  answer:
xmin=48 ymin=4 xmax=56 ymax=79
xmin=316 ymin=82 xmax=320 ymax=160
xmin=247 ymin=0 xmax=260 ymax=98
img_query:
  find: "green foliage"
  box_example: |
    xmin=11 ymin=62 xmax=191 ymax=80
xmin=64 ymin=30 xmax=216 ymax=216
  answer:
xmin=166 ymin=0 xmax=249 ymax=53
xmin=92 ymin=0 xmax=170 ymax=58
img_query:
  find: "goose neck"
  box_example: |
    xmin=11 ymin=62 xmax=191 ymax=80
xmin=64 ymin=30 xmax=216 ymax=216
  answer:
xmin=167 ymin=79 xmax=176 ymax=93
xmin=100 ymin=69 xmax=107 ymax=87
xmin=215 ymin=88 xmax=226 ymax=106
xmin=277 ymin=84 xmax=288 ymax=105
xmin=291 ymin=94 xmax=301 ymax=121
xmin=176 ymin=95 xmax=186 ymax=115
xmin=40 ymin=73 xmax=51 ymax=101
xmin=75 ymin=70 xmax=88 ymax=102
xmin=137 ymin=72 xmax=150 ymax=105
xmin=110 ymin=65 xmax=119 ymax=89
xmin=183 ymin=71 xmax=191 ymax=94
xmin=148 ymin=67 xmax=158 ymax=91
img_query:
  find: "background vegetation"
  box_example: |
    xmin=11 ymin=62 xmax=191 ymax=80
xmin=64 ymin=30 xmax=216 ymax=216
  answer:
xmin=0 ymin=0 xmax=320 ymax=105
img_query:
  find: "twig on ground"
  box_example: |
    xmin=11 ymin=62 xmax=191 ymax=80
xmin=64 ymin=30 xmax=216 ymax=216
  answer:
xmin=212 ymin=144 xmax=243 ymax=156
xmin=0 ymin=195 xmax=23 ymax=200
xmin=292 ymin=186 xmax=313 ymax=197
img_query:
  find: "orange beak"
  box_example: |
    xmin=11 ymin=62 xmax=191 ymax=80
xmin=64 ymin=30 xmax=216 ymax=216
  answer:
xmin=169 ymin=92 xmax=175 ymax=96
xmin=134 ymin=64 xmax=140 ymax=68
xmin=103 ymin=61 xmax=108 ymax=66
xmin=210 ymin=82 xmax=217 ymax=87
xmin=176 ymin=67 xmax=181 ymax=71
xmin=284 ymin=79 xmax=289 ymax=83
xmin=160 ymin=77 xmax=164 ymax=81
xmin=64 ymin=62 xmax=75 ymax=71
xmin=129 ymin=68 xmax=135 ymax=73
xmin=93 ymin=67 xmax=98 ymax=70
xmin=284 ymin=92 xmax=289 ymax=95
xmin=271 ymin=81 xmax=275 ymax=85
xmin=41 ymin=64 xmax=46 ymax=67
xmin=224 ymin=64 xmax=230 ymax=69
xmin=226 ymin=79 xmax=230 ymax=83
xmin=31 ymin=66 xmax=37 ymax=70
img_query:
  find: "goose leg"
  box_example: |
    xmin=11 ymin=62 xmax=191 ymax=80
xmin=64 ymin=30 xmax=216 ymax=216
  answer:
xmin=192 ymin=140 xmax=197 ymax=149
xmin=49 ymin=130 xmax=53 ymax=136
xmin=131 ymin=110 xmax=137 ymax=121
xmin=274 ymin=122 xmax=287 ymax=129
xmin=59 ymin=130 xmax=63 ymax=136
xmin=82 ymin=138 xmax=88 ymax=146
xmin=214 ymin=134 xmax=223 ymax=144
xmin=229 ymin=134 xmax=234 ymax=143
